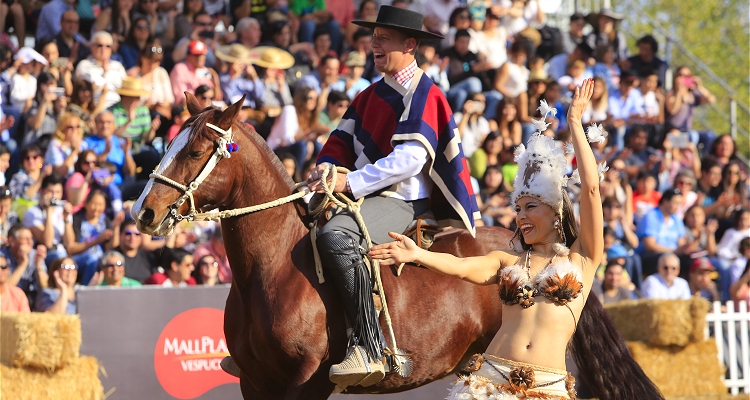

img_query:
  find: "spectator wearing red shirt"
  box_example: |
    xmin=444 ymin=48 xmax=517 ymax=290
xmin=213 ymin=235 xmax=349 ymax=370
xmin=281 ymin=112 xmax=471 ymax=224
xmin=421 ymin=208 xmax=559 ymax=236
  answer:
xmin=145 ymin=247 xmax=196 ymax=287
xmin=632 ymin=171 xmax=661 ymax=222
xmin=0 ymin=253 xmax=30 ymax=312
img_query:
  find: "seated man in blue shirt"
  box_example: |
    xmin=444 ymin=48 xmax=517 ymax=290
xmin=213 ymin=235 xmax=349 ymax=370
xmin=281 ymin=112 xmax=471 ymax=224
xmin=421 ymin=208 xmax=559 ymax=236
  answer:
xmin=636 ymin=188 xmax=689 ymax=276
xmin=84 ymin=111 xmax=136 ymax=186
xmin=217 ymin=44 xmax=265 ymax=109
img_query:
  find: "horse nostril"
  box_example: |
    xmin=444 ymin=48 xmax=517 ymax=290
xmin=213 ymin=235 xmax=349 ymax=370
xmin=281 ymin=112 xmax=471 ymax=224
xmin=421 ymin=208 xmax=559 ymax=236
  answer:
xmin=139 ymin=208 xmax=156 ymax=226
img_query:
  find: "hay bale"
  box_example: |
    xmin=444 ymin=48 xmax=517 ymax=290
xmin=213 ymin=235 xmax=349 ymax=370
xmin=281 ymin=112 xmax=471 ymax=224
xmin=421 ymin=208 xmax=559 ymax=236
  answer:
xmin=627 ymin=340 xmax=727 ymax=396
xmin=0 ymin=355 xmax=103 ymax=400
xmin=0 ymin=312 xmax=81 ymax=370
xmin=604 ymin=298 xmax=709 ymax=346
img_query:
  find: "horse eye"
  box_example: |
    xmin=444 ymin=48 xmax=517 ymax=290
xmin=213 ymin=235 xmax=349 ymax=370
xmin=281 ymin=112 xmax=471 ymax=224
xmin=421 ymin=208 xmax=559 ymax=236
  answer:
xmin=189 ymin=151 xmax=206 ymax=159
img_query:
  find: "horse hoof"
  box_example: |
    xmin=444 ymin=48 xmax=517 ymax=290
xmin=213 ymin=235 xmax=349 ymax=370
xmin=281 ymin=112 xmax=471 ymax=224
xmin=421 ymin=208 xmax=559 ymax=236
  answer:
xmin=220 ymin=356 xmax=241 ymax=378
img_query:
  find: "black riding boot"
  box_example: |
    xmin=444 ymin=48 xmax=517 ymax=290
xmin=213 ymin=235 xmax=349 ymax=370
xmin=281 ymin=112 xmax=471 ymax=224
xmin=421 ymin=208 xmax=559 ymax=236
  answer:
xmin=316 ymin=230 xmax=385 ymax=387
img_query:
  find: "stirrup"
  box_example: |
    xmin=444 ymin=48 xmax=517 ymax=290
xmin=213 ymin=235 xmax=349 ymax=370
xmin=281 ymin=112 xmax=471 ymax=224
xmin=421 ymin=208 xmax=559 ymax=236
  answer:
xmin=220 ymin=356 xmax=241 ymax=378
xmin=329 ymin=345 xmax=385 ymax=388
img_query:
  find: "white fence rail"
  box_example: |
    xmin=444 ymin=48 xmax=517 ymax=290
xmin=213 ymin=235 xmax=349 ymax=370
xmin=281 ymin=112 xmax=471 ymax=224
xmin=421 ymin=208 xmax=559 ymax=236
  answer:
xmin=704 ymin=300 xmax=750 ymax=395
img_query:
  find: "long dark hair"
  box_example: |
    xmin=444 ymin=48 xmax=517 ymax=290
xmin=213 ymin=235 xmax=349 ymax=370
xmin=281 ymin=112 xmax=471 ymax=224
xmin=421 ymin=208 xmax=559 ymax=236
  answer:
xmin=572 ymin=295 xmax=664 ymax=399
xmin=71 ymin=79 xmax=95 ymax=110
xmin=512 ymin=190 xmax=579 ymax=251
xmin=125 ymin=17 xmax=153 ymax=50
xmin=35 ymin=72 xmax=57 ymax=105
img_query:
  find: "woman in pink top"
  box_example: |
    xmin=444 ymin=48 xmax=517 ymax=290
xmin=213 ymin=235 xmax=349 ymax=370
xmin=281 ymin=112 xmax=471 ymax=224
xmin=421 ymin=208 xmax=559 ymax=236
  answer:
xmin=65 ymin=150 xmax=99 ymax=214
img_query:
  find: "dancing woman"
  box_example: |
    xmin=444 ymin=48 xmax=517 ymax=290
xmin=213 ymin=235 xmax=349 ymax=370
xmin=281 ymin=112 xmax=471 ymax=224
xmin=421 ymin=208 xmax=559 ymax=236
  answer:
xmin=371 ymin=79 xmax=654 ymax=399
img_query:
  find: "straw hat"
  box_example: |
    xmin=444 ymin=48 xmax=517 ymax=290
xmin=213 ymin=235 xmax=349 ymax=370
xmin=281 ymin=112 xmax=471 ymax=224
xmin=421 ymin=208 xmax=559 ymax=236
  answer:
xmin=345 ymin=51 xmax=366 ymax=67
xmin=528 ymin=69 xmax=552 ymax=84
xmin=586 ymin=8 xmax=624 ymax=27
xmin=248 ymin=46 xmax=295 ymax=70
xmin=216 ymin=43 xmax=253 ymax=64
xmin=116 ymin=76 xmax=151 ymax=97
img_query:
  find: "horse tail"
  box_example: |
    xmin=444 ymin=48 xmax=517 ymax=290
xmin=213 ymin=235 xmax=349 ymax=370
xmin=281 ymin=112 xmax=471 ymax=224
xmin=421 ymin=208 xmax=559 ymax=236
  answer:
xmin=570 ymin=295 xmax=664 ymax=400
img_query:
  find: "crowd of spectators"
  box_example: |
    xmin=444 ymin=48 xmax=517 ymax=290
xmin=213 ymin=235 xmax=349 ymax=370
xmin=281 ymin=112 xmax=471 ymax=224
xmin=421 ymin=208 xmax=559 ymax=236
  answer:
xmin=0 ymin=0 xmax=748 ymax=316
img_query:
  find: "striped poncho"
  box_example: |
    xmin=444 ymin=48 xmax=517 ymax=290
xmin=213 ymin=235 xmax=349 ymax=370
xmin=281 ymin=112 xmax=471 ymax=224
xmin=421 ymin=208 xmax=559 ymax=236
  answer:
xmin=317 ymin=68 xmax=480 ymax=236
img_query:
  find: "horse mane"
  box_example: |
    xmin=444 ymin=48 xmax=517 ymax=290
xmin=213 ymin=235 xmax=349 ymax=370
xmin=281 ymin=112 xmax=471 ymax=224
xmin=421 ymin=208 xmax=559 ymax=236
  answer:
xmin=177 ymin=108 xmax=296 ymax=190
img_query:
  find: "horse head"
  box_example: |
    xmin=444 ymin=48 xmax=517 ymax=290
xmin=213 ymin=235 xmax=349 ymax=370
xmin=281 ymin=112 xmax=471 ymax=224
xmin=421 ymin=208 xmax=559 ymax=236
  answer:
xmin=132 ymin=93 xmax=246 ymax=236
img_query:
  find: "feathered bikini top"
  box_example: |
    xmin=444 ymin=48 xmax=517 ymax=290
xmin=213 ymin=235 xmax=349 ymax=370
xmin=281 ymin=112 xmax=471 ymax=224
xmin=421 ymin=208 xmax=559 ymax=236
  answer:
xmin=497 ymin=246 xmax=584 ymax=309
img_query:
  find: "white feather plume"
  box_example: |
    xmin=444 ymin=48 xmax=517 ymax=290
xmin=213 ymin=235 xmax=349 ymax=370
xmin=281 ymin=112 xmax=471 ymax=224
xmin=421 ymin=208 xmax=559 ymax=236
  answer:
xmin=537 ymin=99 xmax=557 ymax=117
xmin=531 ymin=118 xmax=550 ymax=132
xmin=569 ymin=169 xmax=581 ymax=185
xmin=564 ymin=142 xmax=575 ymax=156
xmin=586 ymin=123 xmax=608 ymax=143
xmin=513 ymin=143 xmax=526 ymax=162
xmin=598 ymin=161 xmax=609 ymax=182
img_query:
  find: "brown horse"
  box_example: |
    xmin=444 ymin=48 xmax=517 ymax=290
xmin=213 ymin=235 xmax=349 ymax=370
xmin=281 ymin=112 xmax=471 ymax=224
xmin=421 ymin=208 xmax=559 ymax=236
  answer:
xmin=133 ymin=94 xmax=662 ymax=400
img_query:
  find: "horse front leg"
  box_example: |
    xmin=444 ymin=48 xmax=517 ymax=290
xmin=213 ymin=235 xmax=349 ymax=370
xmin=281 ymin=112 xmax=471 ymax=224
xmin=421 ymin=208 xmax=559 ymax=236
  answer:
xmin=238 ymin=364 xmax=335 ymax=400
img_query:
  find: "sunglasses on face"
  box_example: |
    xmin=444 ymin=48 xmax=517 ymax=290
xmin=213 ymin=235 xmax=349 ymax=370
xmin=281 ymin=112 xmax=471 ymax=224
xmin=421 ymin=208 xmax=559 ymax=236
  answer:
xmin=103 ymin=261 xmax=123 ymax=268
xmin=136 ymin=24 xmax=150 ymax=31
xmin=124 ymin=231 xmax=141 ymax=236
xmin=84 ymin=159 xmax=97 ymax=165
xmin=24 ymin=155 xmax=41 ymax=161
xmin=61 ymin=263 xmax=78 ymax=270
xmin=200 ymin=261 xmax=219 ymax=267
xmin=0 ymin=189 xmax=10 ymax=197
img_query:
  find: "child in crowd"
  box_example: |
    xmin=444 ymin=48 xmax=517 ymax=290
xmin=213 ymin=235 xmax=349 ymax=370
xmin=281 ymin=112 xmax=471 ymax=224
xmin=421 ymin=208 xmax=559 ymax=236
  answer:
xmin=632 ymin=171 xmax=661 ymax=222
xmin=558 ymin=60 xmax=588 ymax=99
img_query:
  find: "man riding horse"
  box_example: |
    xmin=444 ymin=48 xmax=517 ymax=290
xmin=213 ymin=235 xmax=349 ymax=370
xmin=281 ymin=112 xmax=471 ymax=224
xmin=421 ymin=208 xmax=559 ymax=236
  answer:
xmin=307 ymin=6 xmax=480 ymax=389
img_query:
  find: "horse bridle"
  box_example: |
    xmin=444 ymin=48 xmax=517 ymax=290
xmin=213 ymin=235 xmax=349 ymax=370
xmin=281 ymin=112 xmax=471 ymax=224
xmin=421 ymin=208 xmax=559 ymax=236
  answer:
xmin=149 ymin=122 xmax=237 ymax=222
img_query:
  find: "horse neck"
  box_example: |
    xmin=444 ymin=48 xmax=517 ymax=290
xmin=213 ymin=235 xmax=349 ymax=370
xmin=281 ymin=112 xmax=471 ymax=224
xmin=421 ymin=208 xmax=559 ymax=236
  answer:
xmin=221 ymin=129 xmax=309 ymax=281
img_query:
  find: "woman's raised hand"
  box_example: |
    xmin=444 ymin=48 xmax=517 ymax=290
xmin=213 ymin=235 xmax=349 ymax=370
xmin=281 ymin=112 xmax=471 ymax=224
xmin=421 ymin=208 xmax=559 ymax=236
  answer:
xmin=368 ymin=232 xmax=420 ymax=266
xmin=568 ymin=78 xmax=594 ymax=122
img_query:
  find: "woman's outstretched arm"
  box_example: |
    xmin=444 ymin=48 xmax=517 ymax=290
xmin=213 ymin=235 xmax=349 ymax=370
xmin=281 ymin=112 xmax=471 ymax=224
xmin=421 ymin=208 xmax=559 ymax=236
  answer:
xmin=369 ymin=232 xmax=506 ymax=285
xmin=568 ymin=79 xmax=603 ymax=268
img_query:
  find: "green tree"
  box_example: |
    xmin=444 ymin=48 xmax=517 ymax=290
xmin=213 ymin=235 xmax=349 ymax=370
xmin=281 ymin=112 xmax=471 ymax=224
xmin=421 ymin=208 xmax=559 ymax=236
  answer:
xmin=618 ymin=0 xmax=749 ymax=158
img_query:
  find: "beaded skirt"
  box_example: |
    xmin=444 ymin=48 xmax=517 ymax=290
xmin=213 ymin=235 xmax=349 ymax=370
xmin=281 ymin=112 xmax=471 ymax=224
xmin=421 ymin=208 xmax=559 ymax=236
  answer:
xmin=446 ymin=354 xmax=576 ymax=400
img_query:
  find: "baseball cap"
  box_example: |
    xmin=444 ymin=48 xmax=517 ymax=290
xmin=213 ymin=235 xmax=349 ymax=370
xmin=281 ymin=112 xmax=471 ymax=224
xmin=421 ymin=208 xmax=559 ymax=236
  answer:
xmin=690 ymin=258 xmax=715 ymax=273
xmin=188 ymin=40 xmax=208 ymax=55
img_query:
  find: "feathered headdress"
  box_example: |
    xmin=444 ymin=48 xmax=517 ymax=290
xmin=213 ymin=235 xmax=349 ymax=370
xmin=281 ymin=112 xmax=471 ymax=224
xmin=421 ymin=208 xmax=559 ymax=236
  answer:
xmin=510 ymin=100 xmax=609 ymax=216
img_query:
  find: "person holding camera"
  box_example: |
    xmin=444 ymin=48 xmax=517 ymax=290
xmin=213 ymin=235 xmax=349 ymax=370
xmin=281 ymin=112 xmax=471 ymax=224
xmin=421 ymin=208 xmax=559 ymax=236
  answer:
xmin=23 ymin=73 xmax=69 ymax=148
xmin=665 ymin=66 xmax=716 ymax=147
xmin=171 ymin=11 xmax=220 ymax=68
xmin=22 ymin=174 xmax=69 ymax=265
xmin=455 ymin=92 xmax=491 ymax=158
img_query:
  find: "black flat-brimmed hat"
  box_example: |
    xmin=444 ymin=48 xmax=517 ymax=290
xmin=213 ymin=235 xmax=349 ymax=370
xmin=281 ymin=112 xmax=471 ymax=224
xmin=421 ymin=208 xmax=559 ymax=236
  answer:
xmin=352 ymin=5 xmax=443 ymax=40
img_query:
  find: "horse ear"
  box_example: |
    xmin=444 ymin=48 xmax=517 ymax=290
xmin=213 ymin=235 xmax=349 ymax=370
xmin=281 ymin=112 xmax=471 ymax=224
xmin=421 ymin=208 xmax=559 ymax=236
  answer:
xmin=216 ymin=94 xmax=246 ymax=130
xmin=184 ymin=92 xmax=203 ymax=116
